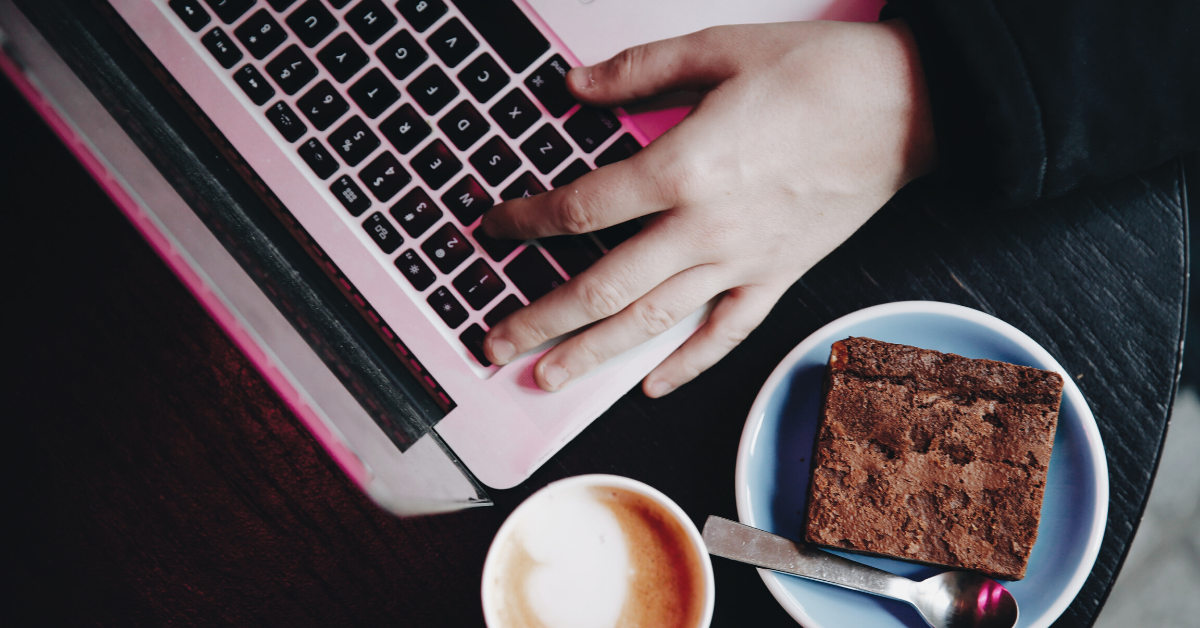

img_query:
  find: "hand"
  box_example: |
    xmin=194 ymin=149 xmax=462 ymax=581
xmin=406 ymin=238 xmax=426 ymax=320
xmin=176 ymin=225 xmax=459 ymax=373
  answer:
xmin=482 ymin=19 xmax=936 ymax=397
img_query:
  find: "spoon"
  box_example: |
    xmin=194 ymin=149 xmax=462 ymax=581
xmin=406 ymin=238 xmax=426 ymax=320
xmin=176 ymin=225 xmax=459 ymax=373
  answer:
xmin=702 ymin=516 xmax=1019 ymax=628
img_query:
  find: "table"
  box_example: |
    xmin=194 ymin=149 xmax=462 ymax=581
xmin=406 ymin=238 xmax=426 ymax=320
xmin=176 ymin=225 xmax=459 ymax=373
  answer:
xmin=2 ymin=65 xmax=1189 ymax=626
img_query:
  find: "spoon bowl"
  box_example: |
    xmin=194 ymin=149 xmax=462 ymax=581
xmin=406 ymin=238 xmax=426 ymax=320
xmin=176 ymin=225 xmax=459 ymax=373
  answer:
xmin=912 ymin=571 xmax=1019 ymax=628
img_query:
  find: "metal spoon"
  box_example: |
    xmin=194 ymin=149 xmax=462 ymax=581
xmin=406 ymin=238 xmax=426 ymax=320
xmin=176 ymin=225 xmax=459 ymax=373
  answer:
xmin=702 ymin=516 xmax=1019 ymax=628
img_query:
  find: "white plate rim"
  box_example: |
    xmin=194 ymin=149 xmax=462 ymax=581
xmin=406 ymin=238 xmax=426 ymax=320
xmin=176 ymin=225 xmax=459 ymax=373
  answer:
xmin=733 ymin=300 xmax=1109 ymax=628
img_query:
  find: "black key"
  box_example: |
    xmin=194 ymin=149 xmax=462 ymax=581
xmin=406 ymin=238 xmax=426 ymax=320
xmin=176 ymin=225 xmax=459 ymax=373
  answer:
xmin=379 ymin=104 xmax=430 ymax=154
xmin=564 ymin=107 xmax=620 ymax=153
xmin=453 ymin=0 xmax=548 ymax=73
xmin=297 ymin=80 xmax=349 ymax=130
xmin=407 ymin=66 xmax=458 ymax=114
xmin=284 ymin=0 xmax=338 ymax=48
xmin=359 ymin=152 xmax=411 ymax=201
xmin=595 ymin=220 xmax=641 ymax=251
xmin=468 ymin=136 xmax=520 ymax=187
xmin=459 ymin=324 xmax=490 ymax=366
xmin=442 ymin=175 xmax=493 ymax=225
xmin=265 ymin=100 xmax=307 ymax=142
xmin=459 ymin=53 xmax=508 ymax=103
xmin=473 ymin=225 xmax=520 ymax=262
xmin=202 ymin=0 xmax=253 ymax=24
xmin=327 ymin=0 xmax=351 ymax=8
xmin=377 ymin=30 xmax=427 ymax=80
xmin=428 ymin=286 xmax=468 ymax=328
xmin=235 ymin=10 xmax=287 ymax=59
xmin=395 ymin=249 xmax=436 ymax=291
xmin=484 ymin=294 xmax=524 ymax=328
xmin=395 ymin=0 xmax=445 ymax=32
xmin=504 ymin=246 xmax=564 ymax=303
xmin=500 ymin=171 xmax=546 ymax=201
xmin=317 ymin=33 xmax=369 ymax=83
xmin=421 ymin=223 xmax=474 ymax=274
xmin=267 ymin=0 xmax=297 ymax=11
xmin=328 ymin=115 xmax=380 ymax=166
xmin=169 ymin=0 xmax=211 ymax=32
xmin=438 ymin=101 xmax=488 ymax=150
xmin=520 ymin=124 xmax=572 ymax=174
xmin=298 ymin=137 xmax=339 ymax=179
xmin=428 ymin=18 xmax=478 ymax=68
xmin=489 ymin=89 xmax=540 ymax=139
xmin=525 ymin=54 xmax=576 ymax=117
xmin=331 ymin=175 xmax=372 ymax=216
xmin=541 ymin=235 xmax=602 ymax=277
xmin=594 ymin=132 xmax=642 ymax=167
xmin=265 ymin=45 xmax=318 ymax=94
xmin=551 ymin=159 xmax=590 ymax=188
xmin=390 ymin=187 xmax=442 ymax=237
xmin=345 ymin=0 xmax=397 ymax=44
xmin=201 ymin=27 xmax=243 ymax=69
xmin=361 ymin=212 xmax=403 ymax=253
xmin=453 ymin=258 xmax=504 ymax=310
xmin=233 ymin=64 xmax=275 ymax=105
xmin=348 ymin=68 xmax=400 ymax=118
xmin=411 ymin=139 xmax=462 ymax=190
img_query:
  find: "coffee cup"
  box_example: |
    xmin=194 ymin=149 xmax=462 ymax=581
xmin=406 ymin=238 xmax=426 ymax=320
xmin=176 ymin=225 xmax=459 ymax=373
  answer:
xmin=482 ymin=474 xmax=715 ymax=628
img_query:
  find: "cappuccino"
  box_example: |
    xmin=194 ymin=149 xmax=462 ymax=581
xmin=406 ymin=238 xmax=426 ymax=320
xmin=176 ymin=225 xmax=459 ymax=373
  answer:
xmin=483 ymin=476 xmax=713 ymax=628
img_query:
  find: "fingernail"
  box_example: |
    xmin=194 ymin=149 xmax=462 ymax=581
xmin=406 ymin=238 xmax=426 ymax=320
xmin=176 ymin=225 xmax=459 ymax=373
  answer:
xmin=646 ymin=380 xmax=674 ymax=398
xmin=543 ymin=364 xmax=570 ymax=390
xmin=569 ymin=66 xmax=594 ymax=91
xmin=489 ymin=338 xmax=515 ymax=364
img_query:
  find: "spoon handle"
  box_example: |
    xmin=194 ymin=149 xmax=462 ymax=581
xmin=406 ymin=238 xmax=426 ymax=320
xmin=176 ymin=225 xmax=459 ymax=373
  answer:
xmin=702 ymin=516 xmax=913 ymax=601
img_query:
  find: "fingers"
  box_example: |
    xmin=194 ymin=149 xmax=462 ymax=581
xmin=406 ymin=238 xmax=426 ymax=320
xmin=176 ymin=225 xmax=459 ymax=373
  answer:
xmin=642 ymin=285 xmax=782 ymax=398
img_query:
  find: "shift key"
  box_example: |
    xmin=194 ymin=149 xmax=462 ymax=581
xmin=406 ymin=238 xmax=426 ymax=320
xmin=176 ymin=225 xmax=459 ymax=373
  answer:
xmin=504 ymin=247 xmax=565 ymax=303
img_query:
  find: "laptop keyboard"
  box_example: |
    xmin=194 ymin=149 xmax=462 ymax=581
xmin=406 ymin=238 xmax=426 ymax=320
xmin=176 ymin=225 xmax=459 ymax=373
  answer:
xmin=167 ymin=0 xmax=645 ymax=371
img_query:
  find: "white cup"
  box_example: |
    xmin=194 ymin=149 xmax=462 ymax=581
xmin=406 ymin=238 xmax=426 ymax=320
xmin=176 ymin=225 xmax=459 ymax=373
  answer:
xmin=482 ymin=474 xmax=715 ymax=628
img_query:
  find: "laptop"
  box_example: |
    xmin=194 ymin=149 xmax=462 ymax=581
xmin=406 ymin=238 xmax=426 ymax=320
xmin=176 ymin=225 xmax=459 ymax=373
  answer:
xmin=0 ymin=0 xmax=878 ymax=509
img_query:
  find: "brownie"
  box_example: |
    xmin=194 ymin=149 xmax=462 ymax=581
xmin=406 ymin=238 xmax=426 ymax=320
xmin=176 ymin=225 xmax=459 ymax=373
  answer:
xmin=803 ymin=337 xmax=1063 ymax=580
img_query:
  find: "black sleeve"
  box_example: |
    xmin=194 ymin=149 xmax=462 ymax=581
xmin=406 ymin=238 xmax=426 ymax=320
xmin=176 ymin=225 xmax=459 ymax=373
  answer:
xmin=882 ymin=0 xmax=1200 ymax=209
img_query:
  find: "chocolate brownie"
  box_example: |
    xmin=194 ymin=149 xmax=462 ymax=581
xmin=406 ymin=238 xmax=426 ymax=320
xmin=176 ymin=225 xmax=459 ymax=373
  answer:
xmin=803 ymin=337 xmax=1063 ymax=580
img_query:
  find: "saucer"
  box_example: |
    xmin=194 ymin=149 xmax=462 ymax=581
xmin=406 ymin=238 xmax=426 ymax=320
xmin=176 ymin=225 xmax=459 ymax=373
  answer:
xmin=734 ymin=301 xmax=1107 ymax=628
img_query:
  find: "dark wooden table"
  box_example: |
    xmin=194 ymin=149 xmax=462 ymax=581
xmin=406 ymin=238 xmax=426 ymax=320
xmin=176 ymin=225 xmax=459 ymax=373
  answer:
xmin=3 ymin=66 xmax=1189 ymax=627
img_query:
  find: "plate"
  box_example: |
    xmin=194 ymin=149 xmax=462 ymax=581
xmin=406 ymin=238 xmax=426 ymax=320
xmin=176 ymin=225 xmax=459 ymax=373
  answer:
xmin=734 ymin=301 xmax=1108 ymax=628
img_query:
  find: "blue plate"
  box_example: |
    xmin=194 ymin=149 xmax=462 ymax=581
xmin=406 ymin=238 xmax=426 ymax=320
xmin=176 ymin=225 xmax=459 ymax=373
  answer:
xmin=735 ymin=302 xmax=1107 ymax=628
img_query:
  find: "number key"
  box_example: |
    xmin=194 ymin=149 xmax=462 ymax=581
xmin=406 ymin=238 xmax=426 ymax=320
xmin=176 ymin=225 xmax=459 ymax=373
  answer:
xmin=265 ymin=45 xmax=318 ymax=95
xmin=297 ymin=80 xmax=349 ymax=130
xmin=390 ymin=187 xmax=442 ymax=237
xmin=234 ymin=9 xmax=286 ymax=60
xmin=358 ymin=152 xmax=411 ymax=201
xmin=453 ymin=259 xmax=504 ymax=310
xmin=328 ymin=116 xmax=380 ymax=166
xmin=421 ymin=223 xmax=474 ymax=274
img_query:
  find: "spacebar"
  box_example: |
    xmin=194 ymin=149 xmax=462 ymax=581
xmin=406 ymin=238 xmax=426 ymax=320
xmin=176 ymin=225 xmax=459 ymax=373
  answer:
xmin=451 ymin=0 xmax=550 ymax=73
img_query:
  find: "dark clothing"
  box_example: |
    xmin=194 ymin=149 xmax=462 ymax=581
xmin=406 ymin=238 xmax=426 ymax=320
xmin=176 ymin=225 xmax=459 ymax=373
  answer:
xmin=883 ymin=1 xmax=1200 ymax=209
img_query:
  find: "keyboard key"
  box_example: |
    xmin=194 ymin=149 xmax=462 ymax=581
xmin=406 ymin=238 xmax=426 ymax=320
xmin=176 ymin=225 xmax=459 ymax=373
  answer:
xmin=453 ymin=258 xmax=504 ymax=310
xmin=504 ymin=246 xmax=564 ymax=303
xmin=395 ymin=249 xmax=436 ymax=291
xmin=438 ymin=101 xmax=489 ymax=150
xmin=326 ymin=0 xmax=351 ymax=8
xmin=459 ymin=324 xmax=491 ymax=366
xmin=361 ymin=212 xmax=403 ymax=253
xmin=551 ymin=159 xmax=590 ymax=188
xmin=595 ymin=220 xmax=641 ymax=251
xmin=346 ymin=0 xmax=397 ymax=44
xmin=202 ymin=0 xmax=253 ymax=24
xmin=267 ymin=0 xmax=297 ymax=10
xmin=359 ymin=152 xmax=411 ymax=201
xmin=348 ymin=68 xmax=400 ymax=118
xmin=468 ymin=136 xmax=520 ymax=187
xmin=453 ymin=0 xmax=548 ymax=73
xmin=379 ymin=104 xmax=430 ymax=154
xmin=541 ymin=234 xmax=603 ymax=277
xmin=328 ymin=115 xmax=380 ymax=166
xmin=316 ymin=33 xmax=368 ymax=83
xmin=411 ymin=139 xmax=462 ymax=190
xmin=564 ymin=107 xmax=621 ymax=153
xmin=298 ymin=137 xmax=339 ymax=179
xmin=489 ymin=89 xmax=540 ymax=139
xmin=265 ymin=45 xmax=318 ymax=94
xmin=201 ymin=27 xmax=242 ymax=69
xmin=525 ymin=54 xmax=577 ymax=117
xmin=169 ymin=0 xmax=211 ymax=32
xmin=233 ymin=64 xmax=275 ymax=105
xmin=594 ymin=132 xmax=642 ymax=167
xmin=265 ymin=101 xmax=307 ymax=142
xmin=390 ymin=187 xmax=442 ymax=237
xmin=235 ymin=9 xmax=286 ymax=59
xmin=473 ymin=225 xmax=520 ymax=262
xmin=484 ymin=294 xmax=524 ymax=328
xmin=428 ymin=286 xmax=468 ymax=328
xmin=408 ymin=66 xmax=458 ymax=114
xmin=520 ymin=124 xmax=572 ymax=174
xmin=459 ymin=53 xmax=508 ymax=103
xmin=285 ymin=0 xmax=338 ymax=48
xmin=500 ymin=171 xmax=546 ymax=201
xmin=443 ymin=175 xmax=493 ymax=225
xmin=377 ymin=30 xmax=427 ymax=80
xmin=395 ymin=0 xmax=446 ymax=32
xmin=297 ymin=80 xmax=349 ymax=130
xmin=331 ymin=175 xmax=372 ymax=216
xmin=428 ymin=18 xmax=478 ymax=68
xmin=421 ymin=223 xmax=473 ymax=273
